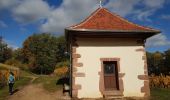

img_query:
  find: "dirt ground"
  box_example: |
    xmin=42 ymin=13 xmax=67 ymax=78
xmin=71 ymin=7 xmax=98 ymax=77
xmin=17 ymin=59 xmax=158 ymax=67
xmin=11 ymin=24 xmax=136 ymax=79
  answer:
xmin=7 ymin=84 xmax=71 ymax=100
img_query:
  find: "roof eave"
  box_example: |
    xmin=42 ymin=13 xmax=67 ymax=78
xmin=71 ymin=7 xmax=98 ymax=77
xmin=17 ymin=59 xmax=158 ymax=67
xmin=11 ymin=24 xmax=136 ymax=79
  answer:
xmin=65 ymin=28 xmax=161 ymax=33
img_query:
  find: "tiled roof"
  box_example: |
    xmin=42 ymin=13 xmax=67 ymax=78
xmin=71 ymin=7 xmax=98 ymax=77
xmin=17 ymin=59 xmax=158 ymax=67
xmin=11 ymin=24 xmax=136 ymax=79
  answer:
xmin=67 ymin=8 xmax=160 ymax=33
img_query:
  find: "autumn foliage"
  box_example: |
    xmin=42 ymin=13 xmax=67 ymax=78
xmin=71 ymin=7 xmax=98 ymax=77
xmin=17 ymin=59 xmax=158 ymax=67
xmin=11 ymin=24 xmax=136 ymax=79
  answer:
xmin=54 ymin=66 xmax=68 ymax=77
xmin=147 ymin=50 xmax=170 ymax=75
xmin=149 ymin=74 xmax=170 ymax=88
xmin=0 ymin=69 xmax=20 ymax=88
xmin=22 ymin=34 xmax=67 ymax=74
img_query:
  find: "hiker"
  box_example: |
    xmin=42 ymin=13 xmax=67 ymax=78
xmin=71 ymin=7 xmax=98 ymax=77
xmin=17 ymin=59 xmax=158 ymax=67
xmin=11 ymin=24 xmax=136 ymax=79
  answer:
xmin=8 ymin=72 xmax=15 ymax=95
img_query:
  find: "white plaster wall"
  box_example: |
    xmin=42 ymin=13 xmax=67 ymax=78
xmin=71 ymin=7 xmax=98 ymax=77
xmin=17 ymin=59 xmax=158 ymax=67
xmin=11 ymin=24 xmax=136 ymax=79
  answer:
xmin=74 ymin=38 xmax=145 ymax=98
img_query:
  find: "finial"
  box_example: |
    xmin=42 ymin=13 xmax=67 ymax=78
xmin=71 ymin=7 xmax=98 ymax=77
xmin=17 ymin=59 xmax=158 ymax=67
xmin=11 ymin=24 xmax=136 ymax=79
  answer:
xmin=99 ymin=0 xmax=103 ymax=8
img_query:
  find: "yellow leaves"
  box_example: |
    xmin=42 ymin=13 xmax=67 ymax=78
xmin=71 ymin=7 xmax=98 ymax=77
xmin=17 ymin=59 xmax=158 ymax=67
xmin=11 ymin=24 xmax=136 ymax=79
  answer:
xmin=0 ymin=67 xmax=20 ymax=87
xmin=150 ymin=74 xmax=170 ymax=88
xmin=0 ymin=63 xmax=21 ymax=79
xmin=153 ymin=52 xmax=163 ymax=59
xmin=54 ymin=66 xmax=68 ymax=77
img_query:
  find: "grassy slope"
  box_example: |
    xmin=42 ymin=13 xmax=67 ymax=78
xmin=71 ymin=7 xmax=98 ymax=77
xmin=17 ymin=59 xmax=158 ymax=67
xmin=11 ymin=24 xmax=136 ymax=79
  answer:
xmin=20 ymin=70 xmax=37 ymax=78
xmin=0 ymin=64 xmax=9 ymax=70
xmin=0 ymin=63 xmax=19 ymax=70
xmin=33 ymin=75 xmax=62 ymax=92
xmin=150 ymin=88 xmax=170 ymax=100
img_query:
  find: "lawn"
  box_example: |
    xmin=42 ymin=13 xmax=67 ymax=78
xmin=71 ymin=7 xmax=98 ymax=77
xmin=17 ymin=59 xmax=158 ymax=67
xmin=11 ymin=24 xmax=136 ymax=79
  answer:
xmin=150 ymin=88 xmax=170 ymax=100
xmin=33 ymin=75 xmax=62 ymax=92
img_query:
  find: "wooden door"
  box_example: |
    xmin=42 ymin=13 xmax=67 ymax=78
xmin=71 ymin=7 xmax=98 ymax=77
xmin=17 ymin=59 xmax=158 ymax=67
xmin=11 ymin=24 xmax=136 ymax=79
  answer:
xmin=103 ymin=61 xmax=118 ymax=90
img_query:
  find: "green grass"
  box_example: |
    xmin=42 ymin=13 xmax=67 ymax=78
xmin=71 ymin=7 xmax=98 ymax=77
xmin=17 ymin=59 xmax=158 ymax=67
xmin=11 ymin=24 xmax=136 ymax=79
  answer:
xmin=150 ymin=88 xmax=170 ymax=100
xmin=33 ymin=75 xmax=62 ymax=92
xmin=0 ymin=77 xmax=32 ymax=100
xmin=20 ymin=70 xmax=37 ymax=77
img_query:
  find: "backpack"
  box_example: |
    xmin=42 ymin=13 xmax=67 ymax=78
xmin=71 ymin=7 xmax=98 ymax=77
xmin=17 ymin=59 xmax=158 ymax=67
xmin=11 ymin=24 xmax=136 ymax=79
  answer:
xmin=9 ymin=75 xmax=15 ymax=83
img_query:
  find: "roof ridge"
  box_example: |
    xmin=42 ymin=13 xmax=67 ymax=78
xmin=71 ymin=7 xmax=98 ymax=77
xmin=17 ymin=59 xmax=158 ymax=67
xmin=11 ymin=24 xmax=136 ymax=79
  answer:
xmin=70 ymin=8 xmax=102 ymax=29
xmin=102 ymin=8 xmax=159 ymax=31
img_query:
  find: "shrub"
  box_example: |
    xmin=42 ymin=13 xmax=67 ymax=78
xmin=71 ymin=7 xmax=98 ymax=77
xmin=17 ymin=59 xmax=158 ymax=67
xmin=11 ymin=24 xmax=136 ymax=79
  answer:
xmin=0 ymin=64 xmax=20 ymax=88
xmin=55 ymin=60 xmax=69 ymax=68
xmin=149 ymin=74 xmax=170 ymax=88
xmin=54 ymin=66 xmax=68 ymax=77
xmin=0 ymin=70 xmax=20 ymax=80
xmin=0 ymin=72 xmax=4 ymax=88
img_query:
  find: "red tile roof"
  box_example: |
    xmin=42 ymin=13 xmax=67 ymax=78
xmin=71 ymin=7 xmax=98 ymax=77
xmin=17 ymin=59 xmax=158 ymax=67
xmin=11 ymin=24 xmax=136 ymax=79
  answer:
xmin=67 ymin=8 xmax=160 ymax=33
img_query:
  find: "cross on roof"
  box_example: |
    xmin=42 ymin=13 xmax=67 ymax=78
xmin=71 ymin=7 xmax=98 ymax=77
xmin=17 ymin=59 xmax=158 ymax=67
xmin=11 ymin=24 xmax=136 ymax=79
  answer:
xmin=99 ymin=0 xmax=103 ymax=8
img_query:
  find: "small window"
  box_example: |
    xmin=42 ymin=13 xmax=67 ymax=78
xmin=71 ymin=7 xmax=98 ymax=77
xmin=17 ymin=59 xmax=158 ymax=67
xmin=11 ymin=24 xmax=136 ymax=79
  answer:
xmin=104 ymin=61 xmax=116 ymax=74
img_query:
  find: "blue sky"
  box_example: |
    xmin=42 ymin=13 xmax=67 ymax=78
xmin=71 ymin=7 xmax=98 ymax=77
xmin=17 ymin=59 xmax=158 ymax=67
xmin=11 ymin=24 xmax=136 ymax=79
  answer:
xmin=0 ymin=0 xmax=170 ymax=52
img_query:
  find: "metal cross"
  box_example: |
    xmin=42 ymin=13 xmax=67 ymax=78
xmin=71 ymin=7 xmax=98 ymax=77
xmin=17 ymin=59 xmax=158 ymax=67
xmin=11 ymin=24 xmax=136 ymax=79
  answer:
xmin=99 ymin=0 xmax=103 ymax=8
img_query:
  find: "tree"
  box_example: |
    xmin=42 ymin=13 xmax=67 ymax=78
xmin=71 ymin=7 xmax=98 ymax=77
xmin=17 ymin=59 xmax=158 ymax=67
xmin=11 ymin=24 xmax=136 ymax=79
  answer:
xmin=0 ymin=36 xmax=13 ymax=63
xmin=22 ymin=33 xmax=67 ymax=74
xmin=152 ymin=51 xmax=164 ymax=74
xmin=12 ymin=48 xmax=27 ymax=63
xmin=147 ymin=50 xmax=170 ymax=75
xmin=165 ymin=49 xmax=170 ymax=74
xmin=146 ymin=52 xmax=154 ymax=75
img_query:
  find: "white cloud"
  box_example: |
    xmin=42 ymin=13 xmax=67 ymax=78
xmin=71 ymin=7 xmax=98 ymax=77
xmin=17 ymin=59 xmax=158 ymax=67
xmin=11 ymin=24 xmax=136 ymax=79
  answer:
xmin=143 ymin=0 xmax=165 ymax=8
xmin=161 ymin=15 xmax=170 ymax=20
xmin=133 ymin=9 xmax=155 ymax=21
xmin=40 ymin=0 xmax=167 ymax=33
xmin=0 ymin=0 xmax=168 ymax=34
xmin=146 ymin=34 xmax=170 ymax=47
xmin=12 ymin=0 xmax=51 ymax=23
xmin=8 ymin=44 xmax=19 ymax=50
xmin=4 ymin=39 xmax=19 ymax=50
xmin=134 ymin=0 xmax=165 ymax=21
xmin=40 ymin=0 xmax=98 ymax=33
xmin=105 ymin=0 xmax=141 ymax=17
xmin=0 ymin=0 xmax=169 ymax=50
xmin=0 ymin=0 xmax=19 ymax=10
xmin=105 ymin=0 xmax=165 ymax=21
xmin=0 ymin=20 xmax=8 ymax=28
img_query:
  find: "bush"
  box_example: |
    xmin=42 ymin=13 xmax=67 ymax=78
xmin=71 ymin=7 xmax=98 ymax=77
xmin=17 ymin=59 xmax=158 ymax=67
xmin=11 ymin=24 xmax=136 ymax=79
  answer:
xmin=55 ymin=60 xmax=69 ymax=68
xmin=54 ymin=66 xmax=68 ymax=77
xmin=150 ymin=74 xmax=170 ymax=88
xmin=54 ymin=61 xmax=69 ymax=77
xmin=0 ymin=69 xmax=20 ymax=89
xmin=0 ymin=72 xmax=6 ymax=89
